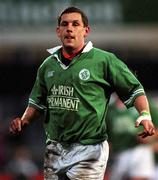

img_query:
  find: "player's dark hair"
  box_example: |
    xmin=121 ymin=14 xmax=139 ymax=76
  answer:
xmin=58 ymin=6 xmax=89 ymax=27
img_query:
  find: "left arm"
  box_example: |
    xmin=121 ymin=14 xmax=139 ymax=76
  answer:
xmin=134 ymin=95 xmax=155 ymax=138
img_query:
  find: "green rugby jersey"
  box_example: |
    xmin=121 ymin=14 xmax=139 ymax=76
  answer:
xmin=28 ymin=41 xmax=145 ymax=145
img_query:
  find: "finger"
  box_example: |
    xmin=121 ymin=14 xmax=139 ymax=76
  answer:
xmin=13 ymin=119 xmax=21 ymax=131
xmin=140 ymin=120 xmax=155 ymax=136
xmin=148 ymin=128 xmax=155 ymax=136
xmin=21 ymin=120 xmax=29 ymax=128
xmin=135 ymin=121 xmax=140 ymax=127
xmin=17 ymin=120 xmax=22 ymax=131
xmin=138 ymin=132 xmax=148 ymax=138
xmin=9 ymin=121 xmax=16 ymax=132
xmin=9 ymin=118 xmax=22 ymax=133
xmin=138 ymin=131 xmax=146 ymax=137
xmin=138 ymin=130 xmax=154 ymax=138
xmin=144 ymin=125 xmax=155 ymax=136
xmin=9 ymin=126 xmax=16 ymax=134
xmin=150 ymin=126 xmax=155 ymax=134
xmin=142 ymin=133 xmax=149 ymax=138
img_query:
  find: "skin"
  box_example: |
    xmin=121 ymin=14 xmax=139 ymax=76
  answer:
xmin=56 ymin=12 xmax=90 ymax=55
xmin=134 ymin=95 xmax=155 ymax=138
xmin=9 ymin=13 xmax=155 ymax=139
xmin=9 ymin=106 xmax=40 ymax=134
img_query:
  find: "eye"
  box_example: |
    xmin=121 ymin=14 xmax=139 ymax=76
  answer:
xmin=73 ymin=21 xmax=80 ymax=26
xmin=60 ymin=21 xmax=68 ymax=26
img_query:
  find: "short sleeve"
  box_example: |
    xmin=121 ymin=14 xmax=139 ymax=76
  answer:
xmin=28 ymin=66 xmax=47 ymax=111
xmin=107 ymin=53 xmax=145 ymax=108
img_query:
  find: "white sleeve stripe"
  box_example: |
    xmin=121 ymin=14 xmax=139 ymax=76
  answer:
xmin=29 ymin=98 xmax=46 ymax=109
xmin=124 ymin=89 xmax=145 ymax=106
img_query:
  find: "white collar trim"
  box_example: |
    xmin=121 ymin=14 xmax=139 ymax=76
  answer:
xmin=46 ymin=41 xmax=93 ymax=55
xmin=47 ymin=45 xmax=62 ymax=54
xmin=82 ymin=41 xmax=93 ymax=53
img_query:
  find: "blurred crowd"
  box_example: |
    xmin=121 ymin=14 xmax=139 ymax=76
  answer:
xmin=0 ymin=96 xmax=45 ymax=180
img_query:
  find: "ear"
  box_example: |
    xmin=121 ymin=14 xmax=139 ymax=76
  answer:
xmin=84 ymin=26 xmax=90 ymax=38
xmin=56 ymin=26 xmax=60 ymax=38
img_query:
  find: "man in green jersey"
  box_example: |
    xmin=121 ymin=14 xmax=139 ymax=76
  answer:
xmin=9 ymin=6 xmax=155 ymax=180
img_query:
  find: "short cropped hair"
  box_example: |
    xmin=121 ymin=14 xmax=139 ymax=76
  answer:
xmin=58 ymin=6 xmax=89 ymax=27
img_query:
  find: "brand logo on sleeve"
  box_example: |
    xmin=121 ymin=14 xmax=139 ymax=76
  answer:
xmin=79 ymin=69 xmax=90 ymax=80
xmin=47 ymin=71 xmax=54 ymax=77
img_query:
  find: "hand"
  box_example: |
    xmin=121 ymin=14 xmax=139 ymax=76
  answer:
xmin=135 ymin=119 xmax=155 ymax=138
xmin=9 ymin=117 xmax=29 ymax=134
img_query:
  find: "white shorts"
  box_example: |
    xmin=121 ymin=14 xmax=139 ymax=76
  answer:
xmin=109 ymin=145 xmax=155 ymax=180
xmin=44 ymin=140 xmax=109 ymax=180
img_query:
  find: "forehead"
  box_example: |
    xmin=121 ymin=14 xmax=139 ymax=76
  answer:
xmin=60 ymin=12 xmax=83 ymax=22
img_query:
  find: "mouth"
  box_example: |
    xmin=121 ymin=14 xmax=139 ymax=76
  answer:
xmin=64 ymin=35 xmax=75 ymax=40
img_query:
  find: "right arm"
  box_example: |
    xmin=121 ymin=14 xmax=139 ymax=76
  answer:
xmin=9 ymin=106 xmax=40 ymax=134
xmin=10 ymin=60 xmax=48 ymax=134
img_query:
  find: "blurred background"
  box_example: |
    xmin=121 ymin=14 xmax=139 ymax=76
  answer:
xmin=0 ymin=0 xmax=158 ymax=179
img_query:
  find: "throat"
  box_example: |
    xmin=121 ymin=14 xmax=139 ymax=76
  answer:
xmin=60 ymin=48 xmax=83 ymax=67
xmin=60 ymin=51 xmax=73 ymax=67
xmin=62 ymin=46 xmax=84 ymax=60
xmin=62 ymin=50 xmax=78 ymax=60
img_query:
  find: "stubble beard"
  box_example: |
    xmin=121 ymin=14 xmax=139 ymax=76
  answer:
xmin=63 ymin=44 xmax=75 ymax=54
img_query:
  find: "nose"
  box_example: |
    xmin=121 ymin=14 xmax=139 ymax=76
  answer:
xmin=66 ymin=23 xmax=73 ymax=32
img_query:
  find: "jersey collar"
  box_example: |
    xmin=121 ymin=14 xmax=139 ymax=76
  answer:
xmin=46 ymin=41 xmax=93 ymax=55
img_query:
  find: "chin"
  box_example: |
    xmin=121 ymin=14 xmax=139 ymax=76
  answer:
xmin=63 ymin=39 xmax=74 ymax=47
xmin=64 ymin=42 xmax=74 ymax=47
xmin=64 ymin=44 xmax=74 ymax=51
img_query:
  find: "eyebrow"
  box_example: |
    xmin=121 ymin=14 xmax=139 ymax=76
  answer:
xmin=61 ymin=19 xmax=80 ymax=23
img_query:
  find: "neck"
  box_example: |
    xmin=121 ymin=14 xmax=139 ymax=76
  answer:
xmin=62 ymin=44 xmax=85 ymax=60
xmin=63 ymin=41 xmax=85 ymax=54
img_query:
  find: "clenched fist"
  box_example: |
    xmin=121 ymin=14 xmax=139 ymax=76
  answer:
xmin=9 ymin=118 xmax=29 ymax=134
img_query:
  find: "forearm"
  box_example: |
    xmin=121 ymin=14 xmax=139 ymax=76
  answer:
xmin=134 ymin=95 xmax=150 ymax=115
xmin=21 ymin=106 xmax=41 ymax=124
xmin=134 ymin=95 xmax=152 ymax=125
xmin=10 ymin=106 xmax=41 ymax=134
xmin=133 ymin=95 xmax=155 ymax=137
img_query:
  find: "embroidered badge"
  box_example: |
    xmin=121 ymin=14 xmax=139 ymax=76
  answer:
xmin=79 ymin=69 xmax=90 ymax=80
